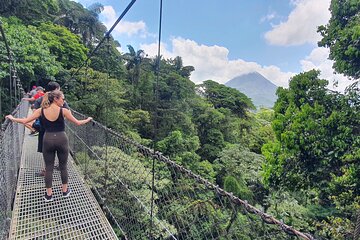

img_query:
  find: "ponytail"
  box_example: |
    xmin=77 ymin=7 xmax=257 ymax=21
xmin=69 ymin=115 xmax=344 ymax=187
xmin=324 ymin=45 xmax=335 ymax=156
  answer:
xmin=41 ymin=90 xmax=63 ymax=108
xmin=41 ymin=92 xmax=51 ymax=108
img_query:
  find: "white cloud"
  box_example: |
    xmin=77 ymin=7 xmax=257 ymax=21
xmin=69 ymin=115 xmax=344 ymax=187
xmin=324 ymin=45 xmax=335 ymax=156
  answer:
xmin=78 ymin=1 xmax=349 ymax=93
xmin=265 ymin=0 xmax=331 ymax=46
xmin=260 ymin=66 xmax=295 ymax=87
xmin=141 ymin=38 xmax=352 ymax=92
xmin=260 ymin=12 xmax=276 ymax=23
xmin=100 ymin=6 xmax=147 ymax=37
xmin=300 ymin=47 xmax=352 ymax=91
xmin=141 ymin=38 xmax=294 ymax=87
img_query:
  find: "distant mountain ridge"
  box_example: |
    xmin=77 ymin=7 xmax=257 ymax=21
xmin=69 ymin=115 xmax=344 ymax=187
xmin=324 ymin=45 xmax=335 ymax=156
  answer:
xmin=225 ymin=72 xmax=278 ymax=108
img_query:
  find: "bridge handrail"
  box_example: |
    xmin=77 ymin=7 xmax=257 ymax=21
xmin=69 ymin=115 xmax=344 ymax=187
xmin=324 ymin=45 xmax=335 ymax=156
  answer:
xmin=0 ymin=100 xmax=29 ymax=240
xmin=1 ymin=102 xmax=22 ymax=130
xmin=71 ymin=109 xmax=315 ymax=240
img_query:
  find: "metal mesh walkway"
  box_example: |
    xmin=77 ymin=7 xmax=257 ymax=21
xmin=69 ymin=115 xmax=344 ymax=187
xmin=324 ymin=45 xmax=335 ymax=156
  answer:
xmin=9 ymin=127 xmax=118 ymax=240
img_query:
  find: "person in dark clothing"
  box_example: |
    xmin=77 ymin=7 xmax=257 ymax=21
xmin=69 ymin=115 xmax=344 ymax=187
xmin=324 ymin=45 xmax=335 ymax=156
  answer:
xmin=22 ymin=86 xmax=45 ymax=134
xmin=34 ymin=82 xmax=69 ymax=151
xmin=33 ymin=82 xmax=69 ymax=177
xmin=6 ymin=90 xmax=92 ymax=202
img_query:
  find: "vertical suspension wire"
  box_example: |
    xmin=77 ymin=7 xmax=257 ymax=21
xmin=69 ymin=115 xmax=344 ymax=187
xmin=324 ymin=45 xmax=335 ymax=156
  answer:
xmin=103 ymin=36 xmax=111 ymax=204
xmin=62 ymin=0 xmax=137 ymax=89
xmin=355 ymin=210 xmax=360 ymax=240
xmin=84 ymin=62 xmax=90 ymax=180
xmin=150 ymin=0 xmax=163 ymax=238
xmin=9 ymin=52 xmax=13 ymax=108
xmin=0 ymin=20 xmax=3 ymax=118
xmin=0 ymin=21 xmax=20 ymax=113
xmin=12 ymin=69 xmax=17 ymax=106
xmin=18 ymin=79 xmax=21 ymax=102
xmin=15 ymin=72 xmax=20 ymax=103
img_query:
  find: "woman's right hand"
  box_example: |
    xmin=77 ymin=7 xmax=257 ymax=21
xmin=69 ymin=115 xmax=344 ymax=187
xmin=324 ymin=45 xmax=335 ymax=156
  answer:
xmin=6 ymin=115 xmax=14 ymax=121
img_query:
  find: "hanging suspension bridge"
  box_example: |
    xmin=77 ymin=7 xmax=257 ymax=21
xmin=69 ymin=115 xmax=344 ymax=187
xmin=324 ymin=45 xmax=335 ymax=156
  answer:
xmin=1 ymin=0 xmax=360 ymax=239
xmin=1 ymin=100 xmax=318 ymax=240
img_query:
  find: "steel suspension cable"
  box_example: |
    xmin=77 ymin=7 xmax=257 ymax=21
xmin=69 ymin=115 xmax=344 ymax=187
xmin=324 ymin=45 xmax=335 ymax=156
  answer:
xmin=150 ymin=0 xmax=163 ymax=238
xmin=0 ymin=20 xmax=24 ymax=116
xmin=62 ymin=0 xmax=137 ymax=87
xmin=70 ymin=108 xmax=317 ymax=240
xmin=0 ymin=21 xmax=3 ymax=118
xmin=37 ymin=0 xmax=321 ymax=238
xmin=104 ymin=36 xmax=111 ymax=204
xmin=0 ymin=20 xmax=12 ymax=112
xmin=355 ymin=210 xmax=360 ymax=240
xmin=12 ymin=68 xmax=16 ymax=106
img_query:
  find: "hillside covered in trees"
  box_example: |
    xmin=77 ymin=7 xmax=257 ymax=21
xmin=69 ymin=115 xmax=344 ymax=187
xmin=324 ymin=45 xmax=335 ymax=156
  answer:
xmin=0 ymin=0 xmax=359 ymax=239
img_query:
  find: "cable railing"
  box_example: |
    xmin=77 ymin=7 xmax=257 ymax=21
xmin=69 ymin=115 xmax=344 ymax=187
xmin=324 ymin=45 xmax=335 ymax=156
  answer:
xmin=0 ymin=20 xmax=24 ymax=119
xmin=67 ymin=110 xmax=316 ymax=240
xmin=3 ymin=102 xmax=358 ymax=240
xmin=0 ymin=100 xmax=29 ymax=240
xmin=1 ymin=1 xmax=356 ymax=237
xmin=0 ymin=18 xmax=34 ymax=240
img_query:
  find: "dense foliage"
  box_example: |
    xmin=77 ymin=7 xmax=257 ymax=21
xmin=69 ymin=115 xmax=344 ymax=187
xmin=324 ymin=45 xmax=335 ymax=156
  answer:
xmin=318 ymin=0 xmax=360 ymax=79
xmin=1 ymin=0 xmax=359 ymax=239
xmin=262 ymin=70 xmax=359 ymax=238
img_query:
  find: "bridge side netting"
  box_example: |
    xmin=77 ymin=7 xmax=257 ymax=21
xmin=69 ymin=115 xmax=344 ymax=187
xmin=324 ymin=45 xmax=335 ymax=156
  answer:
xmin=0 ymin=101 xmax=29 ymax=240
xmin=66 ymin=110 xmax=313 ymax=240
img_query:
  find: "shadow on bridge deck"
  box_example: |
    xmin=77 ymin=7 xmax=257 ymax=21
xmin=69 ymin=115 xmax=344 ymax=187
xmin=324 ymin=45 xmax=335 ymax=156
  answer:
xmin=9 ymin=127 xmax=118 ymax=240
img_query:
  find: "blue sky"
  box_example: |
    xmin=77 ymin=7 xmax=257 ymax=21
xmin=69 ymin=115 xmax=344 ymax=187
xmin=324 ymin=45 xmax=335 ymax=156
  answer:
xmin=75 ymin=0 xmax=350 ymax=91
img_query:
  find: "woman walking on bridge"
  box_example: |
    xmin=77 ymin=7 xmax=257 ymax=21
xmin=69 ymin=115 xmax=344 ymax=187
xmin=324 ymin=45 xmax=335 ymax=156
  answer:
xmin=6 ymin=90 xmax=92 ymax=202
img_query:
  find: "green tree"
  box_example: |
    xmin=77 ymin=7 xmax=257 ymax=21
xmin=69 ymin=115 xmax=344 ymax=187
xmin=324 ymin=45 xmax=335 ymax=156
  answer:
xmin=168 ymin=56 xmax=195 ymax=78
xmin=38 ymin=22 xmax=88 ymax=69
xmin=198 ymin=80 xmax=255 ymax=118
xmin=242 ymin=108 xmax=276 ymax=154
xmin=66 ymin=68 xmax=130 ymax=132
xmin=54 ymin=0 xmax=107 ymax=46
xmin=191 ymin=95 xmax=251 ymax=162
xmin=214 ymin=145 xmax=266 ymax=205
xmin=148 ymin=64 xmax=197 ymax=139
xmin=86 ymin=37 xmax=125 ymax=80
xmin=265 ymin=191 xmax=313 ymax=233
xmin=194 ymin=106 xmax=226 ymax=162
xmin=215 ymin=145 xmax=264 ymax=185
xmin=0 ymin=0 xmax=59 ymax=24
xmin=78 ymin=2 xmax=104 ymax=45
xmin=123 ymin=45 xmax=145 ymax=86
xmin=156 ymin=130 xmax=201 ymax=168
xmin=0 ymin=17 xmax=61 ymax=87
xmin=262 ymin=70 xmax=359 ymax=206
xmin=318 ymin=0 xmax=360 ymax=78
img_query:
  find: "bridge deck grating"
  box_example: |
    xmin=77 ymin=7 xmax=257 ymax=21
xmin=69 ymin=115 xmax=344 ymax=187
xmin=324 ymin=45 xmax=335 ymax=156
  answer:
xmin=9 ymin=127 xmax=118 ymax=240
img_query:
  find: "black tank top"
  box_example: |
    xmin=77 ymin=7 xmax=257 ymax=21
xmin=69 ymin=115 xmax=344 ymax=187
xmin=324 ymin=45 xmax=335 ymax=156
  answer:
xmin=41 ymin=107 xmax=65 ymax=132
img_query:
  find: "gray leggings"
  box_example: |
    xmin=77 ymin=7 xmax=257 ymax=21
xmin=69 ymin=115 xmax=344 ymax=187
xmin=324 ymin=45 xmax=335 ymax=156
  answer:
xmin=42 ymin=131 xmax=69 ymax=188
